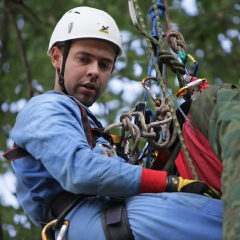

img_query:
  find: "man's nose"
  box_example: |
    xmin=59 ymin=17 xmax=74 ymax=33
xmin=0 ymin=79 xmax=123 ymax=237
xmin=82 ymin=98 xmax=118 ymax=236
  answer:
xmin=87 ymin=61 xmax=100 ymax=80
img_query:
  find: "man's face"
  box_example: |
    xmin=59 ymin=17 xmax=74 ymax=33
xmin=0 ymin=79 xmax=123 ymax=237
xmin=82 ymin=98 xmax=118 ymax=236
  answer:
xmin=56 ymin=39 xmax=115 ymax=107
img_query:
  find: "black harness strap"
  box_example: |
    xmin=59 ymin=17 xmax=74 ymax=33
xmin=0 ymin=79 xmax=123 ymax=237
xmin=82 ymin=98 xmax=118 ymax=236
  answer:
xmin=41 ymin=191 xmax=91 ymax=240
xmin=45 ymin=191 xmax=90 ymax=230
xmin=101 ymin=199 xmax=134 ymax=240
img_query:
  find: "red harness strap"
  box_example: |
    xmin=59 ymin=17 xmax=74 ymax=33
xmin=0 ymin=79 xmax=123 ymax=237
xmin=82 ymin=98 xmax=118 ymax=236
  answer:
xmin=75 ymin=102 xmax=94 ymax=149
xmin=175 ymin=114 xmax=223 ymax=193
xmin=3 ymin=144 xmax=31 ymax=161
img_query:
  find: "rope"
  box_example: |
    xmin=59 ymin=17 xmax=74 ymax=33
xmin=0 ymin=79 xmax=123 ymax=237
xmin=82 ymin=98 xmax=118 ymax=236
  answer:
xmin=128 ymin=0 xmax=199 ymax=180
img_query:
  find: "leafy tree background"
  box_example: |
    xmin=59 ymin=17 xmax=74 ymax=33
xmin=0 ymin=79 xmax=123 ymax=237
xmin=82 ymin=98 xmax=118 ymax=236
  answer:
xmin=0 ymin=0 xmax=239 ymax=238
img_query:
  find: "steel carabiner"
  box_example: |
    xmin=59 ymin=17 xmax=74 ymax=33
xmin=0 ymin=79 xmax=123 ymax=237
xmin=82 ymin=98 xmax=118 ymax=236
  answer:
xmin=142 ymin=77 xmax=161 ymax=106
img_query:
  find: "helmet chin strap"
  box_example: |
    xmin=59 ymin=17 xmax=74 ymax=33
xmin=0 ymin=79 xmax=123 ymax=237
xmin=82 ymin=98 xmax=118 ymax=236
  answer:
xmin=57 ymin=69 xmax=68 ymax=95
xmin=57 ymin=41 xmax=71 ymax=95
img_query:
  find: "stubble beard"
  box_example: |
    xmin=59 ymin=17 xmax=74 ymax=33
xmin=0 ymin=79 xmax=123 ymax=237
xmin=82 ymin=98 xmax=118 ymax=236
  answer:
xmin=72 ymin=86 xmax=98 ymax=107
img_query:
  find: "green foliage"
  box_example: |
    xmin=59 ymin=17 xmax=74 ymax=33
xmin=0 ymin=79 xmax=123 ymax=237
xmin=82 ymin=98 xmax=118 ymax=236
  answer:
xmin=0 ymin=0 xmax=239 ymax=238
xmin=0 ymin=205 xmax=41 ymax=239
xmin=168 ymin=0 xmax=240 ymax=84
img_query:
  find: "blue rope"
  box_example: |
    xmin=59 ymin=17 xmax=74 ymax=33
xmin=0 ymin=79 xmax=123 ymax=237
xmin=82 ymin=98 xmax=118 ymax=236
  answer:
xmin=144 ymin=1 xmax=166 ymax=168
xmin=144 ymin=0 xmax=165 ymax=103
xmin=149 ymin=1 xmax=165 ymax=36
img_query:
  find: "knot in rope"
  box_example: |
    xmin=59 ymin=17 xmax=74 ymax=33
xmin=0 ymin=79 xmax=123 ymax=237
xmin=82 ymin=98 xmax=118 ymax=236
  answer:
xmin=119 ymin=113 xmax=141 ymax=157
xmin=165 ymin=29 xmax=187 ymax=54
xmin=120 ymin=113 xmax=132 ymax=132
xmin=158 ymin=50 xmax=185 ymax=76
xmin=155 ymin=104 xmax=171 ymax=122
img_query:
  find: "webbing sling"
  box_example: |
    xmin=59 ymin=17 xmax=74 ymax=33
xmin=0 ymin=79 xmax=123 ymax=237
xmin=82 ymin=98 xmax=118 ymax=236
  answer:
xmin=101 ymin=199 xmax=134 ymax=240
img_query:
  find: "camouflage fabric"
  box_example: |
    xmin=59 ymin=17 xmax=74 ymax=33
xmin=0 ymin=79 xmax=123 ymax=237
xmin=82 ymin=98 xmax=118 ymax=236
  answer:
xmin=190 ymin=83 xmax=240 ymax=240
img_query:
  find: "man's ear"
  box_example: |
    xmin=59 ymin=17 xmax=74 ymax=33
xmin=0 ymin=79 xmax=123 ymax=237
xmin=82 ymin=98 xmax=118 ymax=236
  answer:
xmin=51 ymin=47 xmax=62 ymax=69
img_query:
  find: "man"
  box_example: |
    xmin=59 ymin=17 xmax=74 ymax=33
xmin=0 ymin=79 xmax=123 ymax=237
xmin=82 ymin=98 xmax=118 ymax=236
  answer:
xmin=3 ymin=7 xmax=222 ymax=240
xmin=185 ymin=83 xmax=240 ymax=240
xmin=155 ymin=77 xmax=240 ymax=239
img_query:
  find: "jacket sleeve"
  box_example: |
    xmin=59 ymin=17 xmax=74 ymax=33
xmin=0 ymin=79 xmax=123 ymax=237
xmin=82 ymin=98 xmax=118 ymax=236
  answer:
xmin=11 ymin=94 xmax=143 ymax=198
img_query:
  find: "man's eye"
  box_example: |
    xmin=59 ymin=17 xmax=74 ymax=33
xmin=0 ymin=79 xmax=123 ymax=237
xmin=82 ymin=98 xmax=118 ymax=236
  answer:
xmin=99 ymin=62 xmax=112 ymax=71
xmin=79 ymin=57 xmax=89 ymax=63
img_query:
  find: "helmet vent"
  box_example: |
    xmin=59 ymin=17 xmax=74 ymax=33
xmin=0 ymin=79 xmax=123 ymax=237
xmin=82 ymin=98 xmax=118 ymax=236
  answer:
xmin=68 ymin=22 xmax=73 ymax=33
xmin=67 ymin=10 xmax=80 ymax=14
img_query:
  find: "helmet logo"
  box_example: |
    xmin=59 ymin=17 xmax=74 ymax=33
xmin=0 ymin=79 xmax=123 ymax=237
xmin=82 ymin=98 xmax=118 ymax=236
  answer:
xmin=68 ymin=22 xmax=73 ymax=33
xmin=98 ymin=23 xmax=109 ymax=34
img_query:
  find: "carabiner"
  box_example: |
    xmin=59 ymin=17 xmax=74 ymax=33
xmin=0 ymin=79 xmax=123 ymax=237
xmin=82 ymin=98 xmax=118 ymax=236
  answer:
xmin=42 ymin=220 xmax=57 ymax=240
xmin=56 ymin=221 xmax=69 ymax=240
xmin=142 ymin=77 xmax=161 ymax=106
xmin=178 ymin=51 xmax=198 ymax=77
xmin=176 ymin=78 xmax=207 ymax=97
xmin=41 ymin=220 xmax=69 ymax=240
xmin=187 ymin=54 xmax=198 ymax=76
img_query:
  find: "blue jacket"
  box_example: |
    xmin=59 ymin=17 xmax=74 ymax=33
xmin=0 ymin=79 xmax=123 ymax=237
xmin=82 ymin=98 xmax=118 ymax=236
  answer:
xmin=11 ymin=91 xmax=142 ymax=227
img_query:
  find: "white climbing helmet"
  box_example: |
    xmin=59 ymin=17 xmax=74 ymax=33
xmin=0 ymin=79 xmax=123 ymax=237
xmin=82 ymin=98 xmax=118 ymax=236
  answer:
xmin=47 ymin=6 xmax=123 ymax=56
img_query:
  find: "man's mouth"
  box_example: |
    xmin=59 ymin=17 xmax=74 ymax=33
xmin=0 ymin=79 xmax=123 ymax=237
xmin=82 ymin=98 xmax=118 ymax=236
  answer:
xmin=82 ymin=83 xmax=96 ymax=90
xmin=80 ymin=83 xmax=97 ymax=95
